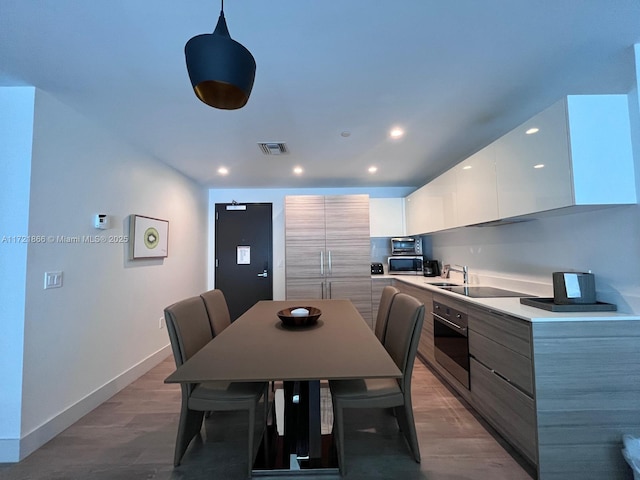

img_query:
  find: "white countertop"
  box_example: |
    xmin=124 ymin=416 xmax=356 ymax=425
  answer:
xmin=377 ymin=274 xmax=640 ymax=323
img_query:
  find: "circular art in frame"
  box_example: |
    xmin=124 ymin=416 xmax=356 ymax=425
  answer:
xmin=130 ymin=215 xmax=169 ymax=259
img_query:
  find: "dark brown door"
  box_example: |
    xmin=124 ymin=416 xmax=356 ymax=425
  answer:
xmin=214 ymin=203 xmax=273 ymax=321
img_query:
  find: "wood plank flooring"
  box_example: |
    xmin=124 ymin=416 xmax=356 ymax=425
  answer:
xmin=0 ymin=357 xmax=535 ymax=480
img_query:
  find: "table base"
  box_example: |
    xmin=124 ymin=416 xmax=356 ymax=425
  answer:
xmin=252 ymin=381 xmax=338 ymax=475
xmin=253 ymin=431 xmax=338 ymax=476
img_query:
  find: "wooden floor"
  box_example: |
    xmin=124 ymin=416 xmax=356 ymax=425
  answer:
xmin=0 ymin=357 xmax=536 ymax=480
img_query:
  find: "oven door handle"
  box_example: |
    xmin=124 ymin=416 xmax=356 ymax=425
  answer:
xmin=433 ymin=312 xmax=467 ymax=334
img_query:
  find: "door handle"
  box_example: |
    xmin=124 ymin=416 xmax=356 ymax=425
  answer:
xmin=257 ymin=270 xmax=268 ymax=278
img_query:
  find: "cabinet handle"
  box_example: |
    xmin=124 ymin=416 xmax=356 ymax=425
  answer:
xmin=433 ymin=312 xmax=467 ymax=333
xmin=328 ymin=281 xmax=332 ymax=298
xmin=492 ymin=368 xmax=510 ymax=383
xmin=473 ymin=358 xmax=532 ymax=397
xmin=328 ymin=250 xmax=332 ymax=275
xmin=320 ymin=251 xmax=324 ymax=276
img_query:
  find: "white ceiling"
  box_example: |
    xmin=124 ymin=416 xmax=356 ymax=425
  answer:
xmin=1 ymin=1 xmax=639 ymax=189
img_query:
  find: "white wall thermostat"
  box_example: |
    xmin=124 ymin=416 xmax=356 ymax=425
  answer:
xmin=94 ymin=214 xmax=110 ymax=230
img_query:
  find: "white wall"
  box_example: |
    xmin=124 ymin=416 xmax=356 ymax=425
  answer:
xmin=12 ymin=90 xmax=208 ymax=460
xmin=0 ymin=87 xmax=35 ymax=460
xmin=428 ymin=205 xmax=640 ymax=312
xmin=208 ymin=187 xmax=412 ymax=300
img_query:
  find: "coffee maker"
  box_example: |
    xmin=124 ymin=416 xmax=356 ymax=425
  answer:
xmin=423 ymin=259 xmax=440 ymax=277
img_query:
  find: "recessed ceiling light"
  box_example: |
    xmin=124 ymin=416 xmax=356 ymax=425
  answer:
xmin=340 ymin=131 xmax=351 ymax=137
xmin=526 ymin=127 xmax=540 ymax=135
xmin=462 ymin=165 xmax=472 ymax=170
xmin=293 ymin=166 xmax=303 ymax=175
xmin=389 ymin=127 xmax=404 ymax=139
xmin=368 ymin=166 xmax=378 ymax=174
xmin=534 ymin=164 xmax=545 ymax=169
xmin=218 ymin=167 xmax=229 ymax=175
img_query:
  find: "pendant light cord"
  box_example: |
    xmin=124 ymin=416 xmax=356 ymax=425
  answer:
xmin=221 ymin=0 xmax=224 ymax=14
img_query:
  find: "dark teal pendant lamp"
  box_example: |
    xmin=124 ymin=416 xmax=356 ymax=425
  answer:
xmin=185 ymin=0 xmax=256 ymax=109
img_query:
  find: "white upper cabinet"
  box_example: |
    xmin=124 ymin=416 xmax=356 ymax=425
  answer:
xmin=494 ymin=99 xmax=572 ymax=218
xmin=405 ymin=184 xmax=431 ymax=236
xmin=369 ymin=198 xmax=405 ymax=237
xmin=405 ymin=169 xmax=457 ymax=235
xmin=565 ymin=95 xmax=636 ymax=205
xmin=430 ymin=167 xmax=458 ymax=230
xmin=405 ymin=167 xmax=457 ymax=235
xmin=495 ymin=95 xmax=636 ymax=219
xmin=406 ymin=94 xmax=636 ymax=234
xmin=455 ymin=144 xmax=499 ymax=226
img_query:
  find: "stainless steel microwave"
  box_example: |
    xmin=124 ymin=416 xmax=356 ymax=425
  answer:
xmin=388 ymin=256 xmax=423 ymax=275
xmin=390 ymin=237 xmax=421 ymax=255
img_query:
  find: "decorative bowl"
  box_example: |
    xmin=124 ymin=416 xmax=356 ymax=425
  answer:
xmin=277 ymin=306 xmax=322 ymax=327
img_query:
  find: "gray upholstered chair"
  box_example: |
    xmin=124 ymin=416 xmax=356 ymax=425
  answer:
xmin=201 ymin=288 xmax=277 ymax=394
xmin=374 ymin=285 xmax=400 ymax=343
xmin=329 ymin=293 xmax=425 ymax=475
xmin=164 ymin=296 xmax=268 ymax=477
xmin=200 ymin=289 xmax=232 ymax=337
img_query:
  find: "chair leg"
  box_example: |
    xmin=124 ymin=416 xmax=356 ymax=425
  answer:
xmin=174 ymin=406 xmax=205 ymax=467
xmin=394 ymin=405 xmax=407 ymax=433
xmin=400 ymin=400 xmax=421 ymax=463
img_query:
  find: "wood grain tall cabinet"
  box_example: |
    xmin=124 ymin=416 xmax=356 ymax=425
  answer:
xmin=285 ymin=195 xmax=373 ymax=326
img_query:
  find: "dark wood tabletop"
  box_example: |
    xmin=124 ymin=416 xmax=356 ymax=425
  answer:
xmin=165 ymin=299 xmax=401 ymax=384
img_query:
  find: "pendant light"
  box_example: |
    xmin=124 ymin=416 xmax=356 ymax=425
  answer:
xmin=185 ymin=0 xmax=256 ymax=110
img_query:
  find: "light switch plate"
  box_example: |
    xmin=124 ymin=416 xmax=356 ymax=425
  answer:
xmin=44 ymin=271 xmax=63 ymax=289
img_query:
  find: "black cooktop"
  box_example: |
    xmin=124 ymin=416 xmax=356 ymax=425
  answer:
xmin=440 ymin=286 xmax=528 ymax=298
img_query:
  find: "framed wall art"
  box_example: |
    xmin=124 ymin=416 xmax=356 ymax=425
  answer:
xmin=129 ymin=215 xmax=169 ymax=259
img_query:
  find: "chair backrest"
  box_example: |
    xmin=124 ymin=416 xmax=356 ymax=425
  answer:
xmin=164 ymin=296 xmax=213 ymax=368
xmin=200 ymin=289 xmax=232 ymax=337
xmin=374 ymin=285 xmax=400 ymax=342
xmin=383 ymin=293 xmax=425 ymax=392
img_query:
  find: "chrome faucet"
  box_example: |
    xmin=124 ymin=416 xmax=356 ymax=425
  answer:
xmin=449 ymin=264 xmax=469 ymax=284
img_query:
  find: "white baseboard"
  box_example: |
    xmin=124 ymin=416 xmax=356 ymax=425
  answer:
xmin=3 ymin=344 xmax=172 ymax=463
xmin=0 ymin=439 xmax=20 ymax=463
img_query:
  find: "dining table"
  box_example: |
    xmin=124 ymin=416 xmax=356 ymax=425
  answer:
xmin=165 ymin=298 xmax=401 ymax=476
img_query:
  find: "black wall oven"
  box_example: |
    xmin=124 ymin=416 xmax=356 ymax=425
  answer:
xmin=433 ymin=299 xmax=469 ymax=389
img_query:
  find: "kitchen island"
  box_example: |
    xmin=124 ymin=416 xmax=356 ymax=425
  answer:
xmin=385 ymin=274 xmax=640 ymax=480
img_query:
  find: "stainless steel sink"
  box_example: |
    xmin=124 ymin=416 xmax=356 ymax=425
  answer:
xmin=439 ymin=285 xmax=528 ymax=298
xmin=426 ymin=282 xmax=529 ymax=298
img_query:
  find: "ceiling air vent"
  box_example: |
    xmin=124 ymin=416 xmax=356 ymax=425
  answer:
xmin=258 ymin=142 xmax=288 ymax=155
